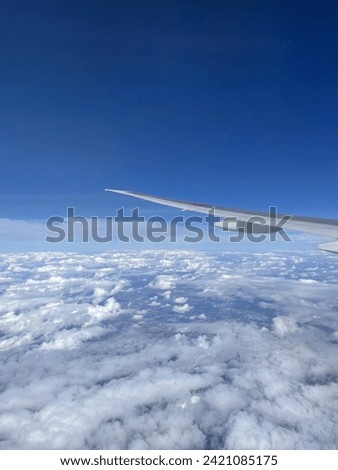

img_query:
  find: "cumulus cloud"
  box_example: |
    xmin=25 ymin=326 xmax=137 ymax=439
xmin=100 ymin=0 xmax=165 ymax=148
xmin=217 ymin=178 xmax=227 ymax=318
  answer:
xmin=173 ymin=303 xmax=192 ymax=314
xmin=0 ymin=250 xmax=338 ymax=449
xmin=149 ymin=275 xmax=177 ymax=290
xmin=272 ymin=316 xmax=299 ymax=337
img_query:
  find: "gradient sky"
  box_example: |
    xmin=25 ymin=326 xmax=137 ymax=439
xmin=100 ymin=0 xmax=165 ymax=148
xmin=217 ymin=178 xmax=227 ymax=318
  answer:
xmin=1 ymin=0 xmax=338 ymax=221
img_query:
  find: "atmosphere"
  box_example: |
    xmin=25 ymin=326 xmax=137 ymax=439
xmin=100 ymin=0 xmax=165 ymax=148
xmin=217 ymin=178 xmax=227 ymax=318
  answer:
xmin=1 ymin=0 xmax=338 ymax=222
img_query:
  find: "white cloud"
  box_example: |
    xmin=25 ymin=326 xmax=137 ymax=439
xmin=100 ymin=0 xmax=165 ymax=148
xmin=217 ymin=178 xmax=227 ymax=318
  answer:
xmin=173 ymin=303 xmax=192 ymax=314
xmin=272 ymin=316 xmax=299 ymax=337
xmin=0 ymin=219 xmax=46 ymax=241
xmin=149 ymin=275 xmax=177 ymax=290
xmin=0 ymin=250 xmax=338 ymax=449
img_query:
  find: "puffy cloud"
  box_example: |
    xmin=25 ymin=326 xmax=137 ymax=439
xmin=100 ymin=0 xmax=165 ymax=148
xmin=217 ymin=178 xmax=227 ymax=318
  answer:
xmin=173 ymin=303 xmax=192 ymax=314
xmin=0 ymin=250 xmax=337 ymax=449
xmin=272 ymin=316 xmax=299 ymax=337
xmin=149 ymin=275 xmax=177 ymax=290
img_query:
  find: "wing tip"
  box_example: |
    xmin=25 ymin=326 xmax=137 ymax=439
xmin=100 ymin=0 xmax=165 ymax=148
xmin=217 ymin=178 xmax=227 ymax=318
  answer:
xmin=105 ymin=189 xmax=129 ymax=194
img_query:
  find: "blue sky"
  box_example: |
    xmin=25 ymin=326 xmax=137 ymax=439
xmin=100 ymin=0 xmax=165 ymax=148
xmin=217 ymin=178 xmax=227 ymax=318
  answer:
xmin=1 ymin=0 xmax=338 ymax=227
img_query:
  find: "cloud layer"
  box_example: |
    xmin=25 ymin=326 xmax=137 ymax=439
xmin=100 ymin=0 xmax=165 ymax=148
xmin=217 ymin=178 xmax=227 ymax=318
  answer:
xmin=0 ymin=250 xmax=337 ymax=449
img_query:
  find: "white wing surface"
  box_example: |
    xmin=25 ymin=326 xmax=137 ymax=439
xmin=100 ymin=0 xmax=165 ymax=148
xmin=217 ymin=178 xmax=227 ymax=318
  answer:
xmin=105 ymin=189 xmax=338 ymax=253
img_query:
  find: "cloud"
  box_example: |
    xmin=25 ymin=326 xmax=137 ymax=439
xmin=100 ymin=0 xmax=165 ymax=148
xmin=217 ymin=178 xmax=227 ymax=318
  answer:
xmin=272 ymin=316 xmax=299 ymax=337
xmin=149 ymin=275 xmax=177 ymax=290
xmin=0 ymin=219 xmax=46 ymax=241
xmin=0 ymin=250 xmax=338 ymax=449
xmin=173 ymin=303 xmax=192 ymax=314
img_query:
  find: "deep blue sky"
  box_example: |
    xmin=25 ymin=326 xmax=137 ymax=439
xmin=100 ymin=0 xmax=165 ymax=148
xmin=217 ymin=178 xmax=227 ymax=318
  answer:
xmin=1 ymin=0 xmax=338 ymax=220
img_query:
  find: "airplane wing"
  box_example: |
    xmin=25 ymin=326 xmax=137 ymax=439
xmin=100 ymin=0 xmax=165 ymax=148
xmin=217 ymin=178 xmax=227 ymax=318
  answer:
xmin=105 ymin=189 xmax=338 ymax=253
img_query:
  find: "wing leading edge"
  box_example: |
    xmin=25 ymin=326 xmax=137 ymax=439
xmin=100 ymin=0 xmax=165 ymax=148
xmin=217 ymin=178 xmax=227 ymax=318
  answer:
xmin=105 ymin=189 xmax=338 ymax=253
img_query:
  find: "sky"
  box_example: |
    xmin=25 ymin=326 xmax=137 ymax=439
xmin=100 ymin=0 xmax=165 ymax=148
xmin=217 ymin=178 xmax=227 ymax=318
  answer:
xmin=1 ymin=0 xmax=338 ymax=248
